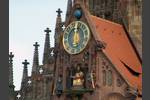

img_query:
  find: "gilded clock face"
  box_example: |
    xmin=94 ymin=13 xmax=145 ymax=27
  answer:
xmin=63 ymin=21 xmax=90 ymax=54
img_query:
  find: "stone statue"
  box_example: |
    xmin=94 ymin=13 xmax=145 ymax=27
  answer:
xmin=56 ymin=75 xmax=63 ymax=96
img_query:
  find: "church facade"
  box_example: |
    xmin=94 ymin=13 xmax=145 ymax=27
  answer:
xmin=9 ymin=0 xmax=142 ymax=100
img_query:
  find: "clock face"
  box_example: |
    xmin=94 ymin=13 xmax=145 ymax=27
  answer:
xmin=63 ymin=21 xmax=90 ymax=54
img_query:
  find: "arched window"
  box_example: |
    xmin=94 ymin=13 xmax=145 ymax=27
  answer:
xmin=107 ymin=70 xmax=113 ymax=86
xmin=102 ymin=70 xmax=106 ymax=86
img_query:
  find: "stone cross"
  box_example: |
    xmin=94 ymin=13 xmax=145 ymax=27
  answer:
xmin=22 ymin=59 xmax=29 ymax=66
xmin=44 ymin=28 xmax=51 ymax=33
xmin=56 ymin=8 xmax=62 ymax=16
xmin=33 ymin=42 xmax=39 ymax=48
xmin=9 ymin=52 xmax=14 ymax=61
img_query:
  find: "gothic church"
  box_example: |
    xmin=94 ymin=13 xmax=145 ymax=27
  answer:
xmin=9 ymin=0 xmax=142 ymax=100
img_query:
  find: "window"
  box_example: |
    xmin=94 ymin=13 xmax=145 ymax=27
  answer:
xmin=107 ymin=70 xmax=113 ymax=86
xmin=102 ymin=60 xmax=113 ymax=86
xmin=103 ymin=69 xmax=113 ymax=86
xmin=103 ymin=70 xmax=106 ymax=86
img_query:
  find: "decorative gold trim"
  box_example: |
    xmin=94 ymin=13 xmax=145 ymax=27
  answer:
xmin=63 ymin=21 xmax=90 ymax=54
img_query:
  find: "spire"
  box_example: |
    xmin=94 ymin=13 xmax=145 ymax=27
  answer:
xmin=22 ymin=59 xmax=29 ymax=83
xmin=56 ymin=8 xmax=63 ymax=29
xmin=66 ymin=0 xmax=72 ymax=20
xmin=9 ymin=52 xmax=14 ymax=86
xmin=32 ymin=42 xmax=40 ymax=74
xmin=43 ymin=28 xmax=51 ymax=65
xmin=55 ymin=8 xmax=63 ymax=47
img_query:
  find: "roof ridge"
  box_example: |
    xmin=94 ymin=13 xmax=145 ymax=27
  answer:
xmin=90 ymin=15 xmax=123 ymax=27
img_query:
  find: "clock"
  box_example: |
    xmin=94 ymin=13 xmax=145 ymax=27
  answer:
xmin=63 ymin=21 xmax=90 ymax=54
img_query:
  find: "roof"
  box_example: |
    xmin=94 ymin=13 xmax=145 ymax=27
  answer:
xmin=90 ymin=15 xmax=142 ymax=94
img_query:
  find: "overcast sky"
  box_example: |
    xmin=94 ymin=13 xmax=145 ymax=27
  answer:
xmin=9 ymin=0 xmax=68 ymax=90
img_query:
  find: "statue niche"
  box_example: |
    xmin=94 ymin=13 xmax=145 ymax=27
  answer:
xmin=66 ymin=64 xmax=96 ymax=90
xmin=55 ymin=75 xmax=63 ymax=96
xmin=72 ymin=64 xmax=84 ymax=89
xmin=65 ymin=64 xmax=95 ymax=99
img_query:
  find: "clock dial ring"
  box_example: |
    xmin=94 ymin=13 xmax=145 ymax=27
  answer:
xmin=63 ymin=21 xmax=90 ymax=54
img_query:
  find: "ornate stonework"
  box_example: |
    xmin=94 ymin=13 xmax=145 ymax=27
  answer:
xmin=9 ymin=0 xmax=142 ymax=100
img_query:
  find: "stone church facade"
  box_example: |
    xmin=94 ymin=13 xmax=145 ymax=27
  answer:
xmin=9 ymin=0 xmax=142 ymax=100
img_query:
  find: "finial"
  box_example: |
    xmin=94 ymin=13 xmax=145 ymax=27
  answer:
xmin=39 ymin=67 xmax=43 ymax=74
xmin=44 ymin=27 xmax=51 ymax=34
xmin=22 ymin=59 xmax=29 ymax=66
xmin=56 ymin=8 xmax=62 ymax=17
xmin=17 ymin=93 xmax=21 ymax=99
xmin=28 ymin=79 xmax=32 ymax=85
xmin=33 ymin=42 xmax=40 ymax=47
xmin=32 ymin=42 xmax=40 ymax=74
xmin=9 ymin=52 xmax=14 ymax=60
xmin=21 ymin=59 xmax=29 ymax=84
xmin=43 ymin=28 xmax=51 ymax=65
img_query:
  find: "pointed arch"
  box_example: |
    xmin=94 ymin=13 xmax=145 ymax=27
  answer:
xmin=102 ymin=70 xmax=106 ymax=86
xmin=107 ymin=70 xmax=113 ymax=86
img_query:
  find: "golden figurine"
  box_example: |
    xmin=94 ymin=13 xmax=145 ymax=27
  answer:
xmin=73 ymin=65 xmax=84 ymax=87
xmin=73 ymin=31 xmax=80 ymax=47
xmin=73 ymin=22 xmax=80 ymax=47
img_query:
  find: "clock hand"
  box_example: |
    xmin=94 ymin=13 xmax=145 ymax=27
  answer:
xmin=74 ymin=21 xmax=78 ymax=32
xmin=73 ymin=22 xmax=79 ymax=46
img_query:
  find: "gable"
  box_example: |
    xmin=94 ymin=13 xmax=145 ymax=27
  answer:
xmin=63 ymin=3 xmax=99 ymax=55
xmin=64 ymin=1 xmax=142 ymax=94
xmin=65 ymin=2 xmax=99 ymax=41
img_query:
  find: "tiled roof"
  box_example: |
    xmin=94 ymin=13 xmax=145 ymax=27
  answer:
xmin=90 ymin=15 xmax=142 ymax=94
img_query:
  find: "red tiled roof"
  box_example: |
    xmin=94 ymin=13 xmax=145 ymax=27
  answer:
xmin=90 ymin=15 xmax=142 ymax=93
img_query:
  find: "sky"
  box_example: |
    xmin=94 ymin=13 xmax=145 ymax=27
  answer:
xmin=9 ymin=0 xmax=68 ymax=90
